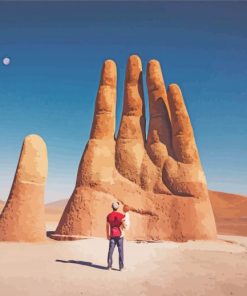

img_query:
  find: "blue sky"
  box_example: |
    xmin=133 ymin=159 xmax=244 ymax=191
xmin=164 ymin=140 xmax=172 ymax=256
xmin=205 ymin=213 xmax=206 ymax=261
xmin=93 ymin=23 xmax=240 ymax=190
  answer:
xmin=0 ymin=1 xmax=246 ymax=202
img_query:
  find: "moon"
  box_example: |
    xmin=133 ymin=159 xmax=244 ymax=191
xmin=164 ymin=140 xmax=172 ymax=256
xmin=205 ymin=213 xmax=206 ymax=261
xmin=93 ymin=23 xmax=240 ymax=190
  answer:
xmin=3 ymin=57 xmax=11 ymax=66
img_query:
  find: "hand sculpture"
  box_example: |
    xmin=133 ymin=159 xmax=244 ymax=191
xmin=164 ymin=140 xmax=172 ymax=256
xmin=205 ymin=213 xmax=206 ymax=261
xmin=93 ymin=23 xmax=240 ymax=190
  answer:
xmin=54 ymin=55 xmax=216 ymax=241
xmin=0 ymin=135 xmax=48 ymax=242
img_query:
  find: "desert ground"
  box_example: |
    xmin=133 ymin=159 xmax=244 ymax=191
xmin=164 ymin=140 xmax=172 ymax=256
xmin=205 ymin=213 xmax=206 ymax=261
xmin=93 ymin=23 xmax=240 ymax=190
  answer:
xmin=0 ymin=190 xmax=247 ymax=296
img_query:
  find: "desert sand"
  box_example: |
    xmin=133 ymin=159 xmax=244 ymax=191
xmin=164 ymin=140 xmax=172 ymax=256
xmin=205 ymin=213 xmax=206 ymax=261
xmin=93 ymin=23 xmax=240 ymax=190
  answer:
xmin=0 ymin=232 xmax=246 ymax=296
xmin=1 ymin=191 xmax=247 ymax=295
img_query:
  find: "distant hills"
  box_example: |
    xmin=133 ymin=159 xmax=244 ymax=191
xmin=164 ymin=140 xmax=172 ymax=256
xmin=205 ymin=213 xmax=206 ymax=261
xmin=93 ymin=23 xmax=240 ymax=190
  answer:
xmin=0 ymin=199 xmax=4 ymax=210
xmin=209 ymin=190 xmax=247 ymax=236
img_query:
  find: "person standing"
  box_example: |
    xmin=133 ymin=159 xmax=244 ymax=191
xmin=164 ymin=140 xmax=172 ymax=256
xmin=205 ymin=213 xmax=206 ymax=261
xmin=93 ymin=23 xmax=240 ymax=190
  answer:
xmin=106 ymin=201 xmax=125 ymax=271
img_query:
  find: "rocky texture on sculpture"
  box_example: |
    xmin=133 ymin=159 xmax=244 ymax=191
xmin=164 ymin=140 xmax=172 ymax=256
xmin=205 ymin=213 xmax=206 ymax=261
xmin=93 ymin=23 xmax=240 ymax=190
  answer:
xmin=0 ymin=135 xmax=48 ymax=242
xmin=53 ymin=55 xmax=217 ymax=242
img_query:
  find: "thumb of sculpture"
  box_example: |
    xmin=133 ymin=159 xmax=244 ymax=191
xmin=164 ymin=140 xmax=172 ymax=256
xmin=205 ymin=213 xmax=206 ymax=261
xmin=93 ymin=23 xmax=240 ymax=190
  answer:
xmin=0 ymin=134 xmax=48 ymax=242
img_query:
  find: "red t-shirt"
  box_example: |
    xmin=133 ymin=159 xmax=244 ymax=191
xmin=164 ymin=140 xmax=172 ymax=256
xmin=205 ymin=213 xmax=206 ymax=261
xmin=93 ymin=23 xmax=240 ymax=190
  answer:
xmin=107 ymin=211 xmax=125 ymax=238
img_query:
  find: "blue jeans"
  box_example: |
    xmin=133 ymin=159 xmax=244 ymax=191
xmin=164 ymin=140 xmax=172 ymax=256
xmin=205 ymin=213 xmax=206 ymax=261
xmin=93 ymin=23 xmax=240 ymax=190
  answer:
xmin=107 ymin=237 xmax=124 ymax=269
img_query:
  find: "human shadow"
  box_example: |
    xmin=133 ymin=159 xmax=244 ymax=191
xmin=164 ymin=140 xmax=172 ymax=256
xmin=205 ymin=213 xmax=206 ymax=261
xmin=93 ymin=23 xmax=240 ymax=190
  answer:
xmin=56 ymin=259 xmax=119 ymax=271
xmin=47 ymin=231 xmax=55 ymax=238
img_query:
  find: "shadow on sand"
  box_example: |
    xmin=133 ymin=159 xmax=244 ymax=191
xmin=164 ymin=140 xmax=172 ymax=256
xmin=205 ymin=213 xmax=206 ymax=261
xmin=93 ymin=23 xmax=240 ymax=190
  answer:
xmin=47 ymin=231 xmax=55 ymax=237
xmin=56 ymin=259 xmax=119 ymax=271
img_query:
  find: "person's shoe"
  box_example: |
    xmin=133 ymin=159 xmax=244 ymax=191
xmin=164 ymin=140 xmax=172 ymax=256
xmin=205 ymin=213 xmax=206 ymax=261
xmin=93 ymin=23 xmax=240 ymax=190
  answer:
xmin=119 ymin=267 xmax=126 ymax=272
xmin=107 ymin=266 xmax=112 ymax=270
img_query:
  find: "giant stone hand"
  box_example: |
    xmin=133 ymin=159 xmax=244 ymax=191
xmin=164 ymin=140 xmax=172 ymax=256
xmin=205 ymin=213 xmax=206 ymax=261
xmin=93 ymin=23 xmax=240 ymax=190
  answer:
xmin=54 ymin=55 xmax=216 ymax=241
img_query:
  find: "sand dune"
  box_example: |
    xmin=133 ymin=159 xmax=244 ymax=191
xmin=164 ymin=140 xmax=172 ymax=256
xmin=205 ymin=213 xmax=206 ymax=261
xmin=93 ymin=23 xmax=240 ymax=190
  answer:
xmin=45 ymin=199 xmax=67 ymax=222
xmin=46 ymin=199 xmax=68 ymax=208
xmin=209 ymin=190 xmax=247 ymax=236
xmin=1 ymin=193 xmax=247 ymax=295
xmin=0 ymin=200 xmax=4 ymax=213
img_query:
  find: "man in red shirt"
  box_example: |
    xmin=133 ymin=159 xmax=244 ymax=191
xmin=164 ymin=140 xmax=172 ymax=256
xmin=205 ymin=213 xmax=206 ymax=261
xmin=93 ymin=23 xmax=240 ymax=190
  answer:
xmin=106 ymin=201 xmax=125 ymax=271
